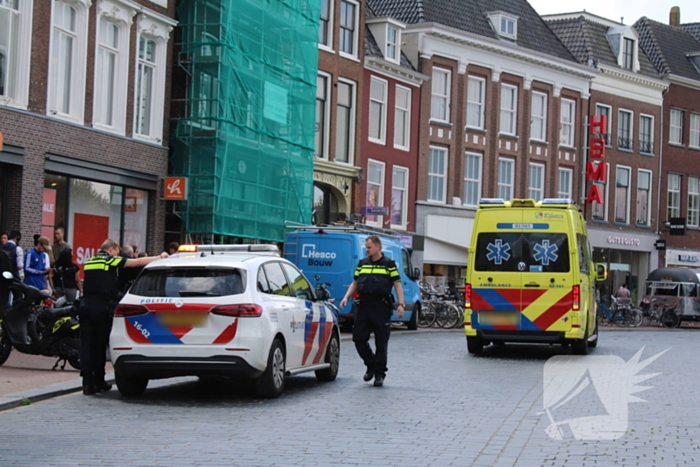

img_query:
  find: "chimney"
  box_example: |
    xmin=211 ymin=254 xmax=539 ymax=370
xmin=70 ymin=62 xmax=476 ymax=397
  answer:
xmin=670 ymin=6 xmax=680 ymax=27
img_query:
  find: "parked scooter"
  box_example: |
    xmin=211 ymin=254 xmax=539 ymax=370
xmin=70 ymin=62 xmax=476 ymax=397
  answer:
xmin=0 ymin=271 xmax=81 ymax=370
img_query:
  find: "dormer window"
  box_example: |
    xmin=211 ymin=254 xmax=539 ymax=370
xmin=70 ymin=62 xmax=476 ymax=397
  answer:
xmin=386 ymin=26 xmax=398 ymax=61
xmin=622 ymin=38 xmax=634 ymax=70
xmin=366 ymin=17 xmax=405 ymax=64
xmin=487 ymin=12 xmax=518 ymax=41
xmin=688 ymin=52 xmax=700 ymax=74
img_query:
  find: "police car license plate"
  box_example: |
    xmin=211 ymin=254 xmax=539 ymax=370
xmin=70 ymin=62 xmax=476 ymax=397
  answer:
xmin=158 ymin=312 xmax=208 ymax=327
xmin=478 ymin=311 xmax=519 ymax=326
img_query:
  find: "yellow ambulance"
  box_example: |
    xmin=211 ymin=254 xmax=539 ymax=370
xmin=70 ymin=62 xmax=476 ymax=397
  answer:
xmin=464 ymin=198 xmax=606 ymax=355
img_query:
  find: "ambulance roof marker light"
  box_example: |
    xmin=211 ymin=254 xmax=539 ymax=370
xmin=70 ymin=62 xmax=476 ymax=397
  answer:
xmin=479 ymin=198 xmax=506 ymax=208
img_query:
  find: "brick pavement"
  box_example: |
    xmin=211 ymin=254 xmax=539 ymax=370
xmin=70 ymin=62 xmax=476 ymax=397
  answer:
xmin=0 ymin=328 xmax=698 ymax=466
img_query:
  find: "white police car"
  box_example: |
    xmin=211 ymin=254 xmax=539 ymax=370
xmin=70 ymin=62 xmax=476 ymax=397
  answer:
xmin=109 ymin=244 xmax=340 ymax=398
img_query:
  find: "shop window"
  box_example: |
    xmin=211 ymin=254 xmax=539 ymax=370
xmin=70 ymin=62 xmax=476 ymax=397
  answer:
xmin=312 ymin=183 xmax=340 ymax=225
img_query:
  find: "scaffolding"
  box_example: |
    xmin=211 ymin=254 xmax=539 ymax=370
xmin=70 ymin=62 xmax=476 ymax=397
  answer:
xmin=172 ymin=0 xmax=319 ymax=242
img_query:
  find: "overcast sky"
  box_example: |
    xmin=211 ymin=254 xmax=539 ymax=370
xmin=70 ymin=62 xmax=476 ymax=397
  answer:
xmin=528 ymin=1 xmax=700 ymax=25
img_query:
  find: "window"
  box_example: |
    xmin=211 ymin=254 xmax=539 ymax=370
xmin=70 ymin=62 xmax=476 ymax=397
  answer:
xmin=135 ymin=36 xmax=156 ymax=137
xmin=369 ymin=77 xmax=387 ymax=144
xmin=500 ymin=84 xmax=517 ymax=136
xmin=668 ymin=173 xmax=681 ymax=220
xmin=335 ymin=79 xmax=355 ymax=163
xmin=560 ymin=99 xmax=575 ymax=147
xmin=501 ymin=17 xmax=515 ymax=37
xmin=314 ymin=73 xmax=330 ymax=159
xmin=530 ymin=92 xmax=547 ymax=141
xmin=528 ymin=163 xmax=544 ymax=201
xmin=475 ymin=232 xmax=570 ymax=273
xmin=391 ymin=166 xmax=408 ymax=228
xmin=637 ymin=170 xmax=651 ymax=226
xmin=394 ymin=85 xmax=411 ymax=150
xmin=431 ymin=67 xmax=450 ymax=122
xmin=689 ymin=177 xmax=700 ymax=228
xmin=0 ymin=0 xmax=19 ymax=101
xmin=558 ymin=168 xmax=573 ymax=199
xmin=366 ymin=160 xmax=385 ymax=225
xmin=95 ymin=19 xmax=117 ymax=125
xmin=261 ymin=262 xmax=290 ymax=296
xmin=386 ymin=25 xmax=398 ymax=61
xmin=466 ymin=76 xmax=485 ymax=130
xmin=318 ymin=0 xmax=332 ymax=49
xmin=131 ymin=268 xmax=247 ymax=298
xmin=622 ymin=38 xmax=634 ymax=70
xmin=428 ymin=147 xmax=447 ymax=203
xmin=615 ymin=166 xmax=630 ymax=223
xmin=281 ymin=263 xmax=313 ymax=300
xmin=339 ymin=0 xmax=357 ymax=57
xmin=639 ymin=114 xmax=653 ymax=154
xmin=618 ymin=109 xmax=632 ymax=150
xmin=592 ymin=163 xmax=609 ymax=221
xmin=595 ymin=104 xmax=612 ymax=146
xmin=463 ymin=153 xmax=482 ymax=207
xmin=670 ymin=109 xmax=683 ymax=144
xmin=690 ymin=113 xmax=700 ymax=149
xmin=498 ymin=158 xmax=514 ymax=201
xmin=48 ymin=0 xmax=89 ymax=122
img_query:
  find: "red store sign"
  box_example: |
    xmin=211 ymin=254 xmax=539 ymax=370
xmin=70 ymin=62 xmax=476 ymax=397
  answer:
xmin=585 ymin=115 xmax=608 ymax=204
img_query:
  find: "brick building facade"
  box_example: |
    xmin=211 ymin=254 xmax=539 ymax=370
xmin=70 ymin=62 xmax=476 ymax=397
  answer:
xmin=0 ymin=0 xmax=177 ymax=266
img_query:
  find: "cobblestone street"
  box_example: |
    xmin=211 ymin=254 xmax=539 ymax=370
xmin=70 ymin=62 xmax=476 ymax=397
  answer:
xmin=0 ymin=329 xmax=698 ymax=466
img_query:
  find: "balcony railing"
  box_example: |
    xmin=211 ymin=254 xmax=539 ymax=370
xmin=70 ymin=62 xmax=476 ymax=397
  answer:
xmin=639 ymin=139 xmax=653 ymax=154
xmin=618 ymin=137 xmax=632 ymax=150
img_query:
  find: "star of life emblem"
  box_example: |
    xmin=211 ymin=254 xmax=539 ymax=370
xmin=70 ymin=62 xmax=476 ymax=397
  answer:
xmin=486 ymin=239 xmax=511 ymax=265
xmin=533 ymin=240 xmax=558 ymax=265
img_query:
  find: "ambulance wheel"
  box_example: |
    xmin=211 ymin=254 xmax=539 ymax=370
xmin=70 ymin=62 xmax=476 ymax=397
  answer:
xmin=115 ymin=372 xmax=148 ymax=397
xmin=315 ymin=332 xmax=340 ymax=382
xmin=466 ymin=336 xmax=484 ymax=354
xmin=571 ymin=330 xmax=589 ymax=355
xmin=407 ymin=304 xmax=419 ymax=330
xmin=256 ymin=338 xmax=285 ymax=399
xmin=588 ymin=320 xmax=599 ymax=348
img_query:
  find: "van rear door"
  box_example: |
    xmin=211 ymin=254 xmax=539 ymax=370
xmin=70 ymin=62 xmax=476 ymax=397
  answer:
xmin=470 ymin=211 xmax=525 ymax=330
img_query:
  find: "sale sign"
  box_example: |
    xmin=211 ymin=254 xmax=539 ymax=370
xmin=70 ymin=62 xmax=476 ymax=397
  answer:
xmin=43 ymin=189 xmax=56 ymax=227
xmin=72 ymin=213 xmax=110 ymax=278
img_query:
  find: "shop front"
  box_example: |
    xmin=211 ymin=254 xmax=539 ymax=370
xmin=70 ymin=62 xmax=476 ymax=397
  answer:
xmin=0 ymin=142 xmax=24 ymax=230
xmin=588 ymin=228 xmax=659 ymax=305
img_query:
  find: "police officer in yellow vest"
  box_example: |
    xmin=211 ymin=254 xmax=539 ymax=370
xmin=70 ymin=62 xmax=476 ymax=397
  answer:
xmin=340 ymin=235 xmax=404 ymax=387
xmin=80 ymin=239 xmax=168 ymax=395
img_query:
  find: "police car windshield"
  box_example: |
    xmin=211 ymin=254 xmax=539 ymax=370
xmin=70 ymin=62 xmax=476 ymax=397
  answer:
xmin=475 ymin=232 xmax=570 ymax=273
xmin=130 ymin=268 xmax=247 ymax=297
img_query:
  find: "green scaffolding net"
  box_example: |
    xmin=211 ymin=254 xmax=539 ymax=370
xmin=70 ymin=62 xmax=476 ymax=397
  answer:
xmin=172 ymin=0 xmax=319 ymax=242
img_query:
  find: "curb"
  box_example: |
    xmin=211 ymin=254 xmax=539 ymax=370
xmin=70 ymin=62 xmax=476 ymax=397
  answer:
xmin=0 ymin=328 xmax=450 ymax=412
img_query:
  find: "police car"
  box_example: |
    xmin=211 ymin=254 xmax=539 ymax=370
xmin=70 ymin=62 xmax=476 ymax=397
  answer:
xmin=109 ymin=244 xmax=340 ymax=398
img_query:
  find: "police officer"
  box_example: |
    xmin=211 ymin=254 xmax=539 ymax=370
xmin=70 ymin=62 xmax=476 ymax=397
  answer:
xmin=340 ymin=235 xmax=404 ymax=387
xmin=80 ymin=239 xmax=168 ymax=395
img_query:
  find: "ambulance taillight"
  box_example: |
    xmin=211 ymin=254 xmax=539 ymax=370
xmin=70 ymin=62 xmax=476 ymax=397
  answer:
xmin=464 ymin=284 xmax=472 ymax=309
xmin=572 ymin=285 xmax=580 ymax=311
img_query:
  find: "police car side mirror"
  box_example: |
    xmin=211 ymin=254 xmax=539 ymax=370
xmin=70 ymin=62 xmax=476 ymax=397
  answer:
xmin=315 ymin=287 xmax=330 ymax=301
xmin=2 ymin=271 xmax=12 ymax=280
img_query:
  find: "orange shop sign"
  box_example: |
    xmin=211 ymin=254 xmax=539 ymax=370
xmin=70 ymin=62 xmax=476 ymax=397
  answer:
xmin=163 ymin=177 xmax=188 ymax=200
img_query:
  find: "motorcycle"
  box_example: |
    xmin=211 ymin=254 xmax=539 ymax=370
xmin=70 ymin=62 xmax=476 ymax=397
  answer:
xmin=0 ymin=271 xmax=81 ymax=370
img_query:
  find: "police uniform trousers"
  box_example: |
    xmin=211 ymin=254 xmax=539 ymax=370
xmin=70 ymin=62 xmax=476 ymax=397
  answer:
xmin=352 ymin=303 xmax=392 ymax=377
xmin=79 ymin=297 xmax=112 ymax=386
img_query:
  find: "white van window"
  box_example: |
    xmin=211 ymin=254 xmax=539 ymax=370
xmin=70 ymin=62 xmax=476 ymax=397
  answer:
xmin=474 ymin=232 xmax=570 ymax=273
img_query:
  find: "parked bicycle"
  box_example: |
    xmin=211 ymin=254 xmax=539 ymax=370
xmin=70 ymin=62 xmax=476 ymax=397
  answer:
xmin=646 ymin=298 xmax=681 ymax=328
xmin=597 ymin=296 xmax=642 ymax=327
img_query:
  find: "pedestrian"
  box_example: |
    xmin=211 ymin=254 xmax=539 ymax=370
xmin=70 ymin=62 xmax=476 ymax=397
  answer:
xmin=616 ymin=283 xmax=631 ymax=300
xmin=2 ymin=230 xmax=23 ymax=280
xmin=52 ymin=227 xmax=71 ymax=265
xmin=138 ymin=251 xmax=147 ymax=258
xmin=0 ymin=231 xmax=7 ymax=245
xmin=54 ymin=248 xmax=82 ymax=303
xmin=79 ymin=239 xmax=168 ymax=395
xmin=24 ymin=236 xmax=51 ymax=291
xmin=167 ymin=242 xmax=179 ymax=255
xmin=340 ymin=235 xmax=404 ymax=387
xmin=0 ymin=248 xmax=12 ymax=316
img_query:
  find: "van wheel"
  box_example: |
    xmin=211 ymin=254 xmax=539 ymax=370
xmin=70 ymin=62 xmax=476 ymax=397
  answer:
xmin=407 ymin=304 xmax=419 ymax=330
xmin=571 ymin=329 xmax=589 ymax=355
xmin=466 ymin=336 xmax=483 ymax=354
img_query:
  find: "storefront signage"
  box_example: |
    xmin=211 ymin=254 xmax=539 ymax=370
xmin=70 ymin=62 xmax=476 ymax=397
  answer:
xmin=73 ymin=213 xmax=110 ymax=278
xmin=678 ymin=254 xmax=699 ymax=262
xmin=655 ymin=240 xmax=666 ymax=250
xmin=669 ymin=217 xmax=686 ymax=236
xmin=585 ymin=115 xmax=607 ymax=204
xmin=125 ymin=196 xmax=138 ymax=212
xmin=362 ymin=206 xmax=389 ymax=216
xmin=397 ymin=235 xmax=413 ymax=249
xmin=164 ymin=177 xmax=188 ymax=200
xmin=607 ymin=236 xmax=641 ymax=246
xmin=42 ymin=189 xmax=57 ymax=240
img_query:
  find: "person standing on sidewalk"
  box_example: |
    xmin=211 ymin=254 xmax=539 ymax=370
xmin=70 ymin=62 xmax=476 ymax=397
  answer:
xmin=24 ymin=236 xmax=51 ymax=290
xmin=80 ymin=239 xmax=168 ymax=395
xmin=340 ymin=235 xmax=404 ymax=387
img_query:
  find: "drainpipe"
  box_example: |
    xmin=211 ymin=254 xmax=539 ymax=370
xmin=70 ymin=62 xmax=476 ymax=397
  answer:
xmin=655 ymin=85 xmax=668 ymax=269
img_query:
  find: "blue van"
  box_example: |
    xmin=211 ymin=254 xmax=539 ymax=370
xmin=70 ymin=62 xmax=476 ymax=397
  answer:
xmin=284 ymin=224 xmax=422 ymax=330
